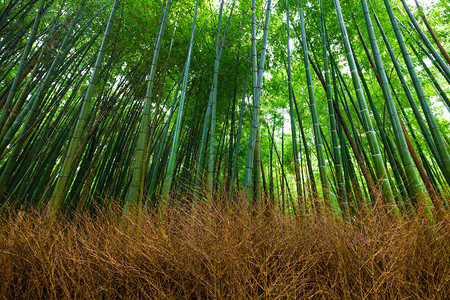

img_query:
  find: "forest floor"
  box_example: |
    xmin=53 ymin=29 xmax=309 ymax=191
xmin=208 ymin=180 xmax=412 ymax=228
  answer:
xmin=1 ymin=198 xmax=449 ymax=299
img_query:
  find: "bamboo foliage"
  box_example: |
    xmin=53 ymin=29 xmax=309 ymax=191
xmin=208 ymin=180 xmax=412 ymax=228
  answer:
xmin=0 ymin=0 xmax=447 ymax=220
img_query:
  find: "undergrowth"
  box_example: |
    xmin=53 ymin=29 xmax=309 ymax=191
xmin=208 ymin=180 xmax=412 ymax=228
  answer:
xmin=1 ymin=198 xmax=449 ymax=299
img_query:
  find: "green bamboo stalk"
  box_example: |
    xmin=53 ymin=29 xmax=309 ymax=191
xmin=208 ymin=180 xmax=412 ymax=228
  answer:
xmin=243 ymin=0 xmax=259 ymax=196
xmin=148 ymin=67 xmax=186 ymax=203
xmin=0 ymin=2 xmax=79 ymax=142
xmin=161 ymin=2 xmax=198 ymax=205
xmin=333 ymin=0 xmax=398 ymax=214
xmin=194 ymin=0 xmax=235 ymax=200
xmin=310 ymin=53 xmax=372 ymax=212
xmin=328 ymin=35 xmax=378 ymax=204
xmin=269 ymin=115 xmax=275 ymax=204
xmin=381 ymin=0 xmax=450 ymax=185
xmin=399 ymin=0 xmax=450 ymax=82
xmin=373 ymin=12 xmax=449 ymax=186
xmin=227 ymin=21 xmax=242 ymax=191
xmin=391 ymin=81 xmax=440 ymax=191
xmin=285 ymin=0 xmax=303 ymax=208
xmin=207 ymin=0 xmax=236 ymax=197
xmin=299 ymin=0 xmax=330 ymax=209
xmin=0 ymin=4 xmax=85 ymax=191
xmin=229 ymin=59 xmax=251 ymax=200
xmin=244 ymin=0 xmax=272 ymax=202
xmin=411 ymin=42 xmax=450 ymax=112
xmin=265 ymin=120 xmax=294 ymax=211
xmin=292 ymin=91 xmax=318 ymax=209
xmin=47 ymin=0 xmax=119 ymax=218
xmin=395 ymin=13 xmax=450 ymax=85
xmin=126 ymin=0 xmax=171 ymax=210
xmin=319 ymin=0 xmax=347 ymax=214
xmin=0 ymin=0 xmax=45 ymax=134
xmin=193 ymin=94 xmax=212 ymax=199
xmin=412 ymin=0 xmax=450 ymax=65
xmin=351 ymin=40 xmax=408 ymax=209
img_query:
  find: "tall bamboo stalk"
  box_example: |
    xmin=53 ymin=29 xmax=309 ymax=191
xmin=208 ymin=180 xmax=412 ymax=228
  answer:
xmin=0 ymin=0 xmax=45 ymax=134
xmin=319 ymin=0 xmax=347 ymax=214
xmin=0 ymin=2 xmax=85 ymax=191
xmin=399 ymin=0 xmax=450 ymax=82
xmin=244 ymin=0 xmax=272 ymax=203
xmin=126 ymin=0 xmax=171 ymax=210
xmin=333 ymin=0 xmax=398 ymax=214
xmin=299 ymin=0 xmax=330 ymax=209
xmin=47 ymin=0 xmax=120 ymax=217
xmin=413 ymin=0 xmax=450 ymax=65
xmin=206 ymin=0 xmax=225 ymax=197
xmin=161 ymin=3 xmax=198 ymax=206
xmin=285 ymin=0 xmax=302 ymax=208
xmin=382 ymin=0 xmax=450 ymax=185
xmin=373 ymin=12 xmax=449 ymax=186
xmin=229 ymin=59 xmax=251 ymax=200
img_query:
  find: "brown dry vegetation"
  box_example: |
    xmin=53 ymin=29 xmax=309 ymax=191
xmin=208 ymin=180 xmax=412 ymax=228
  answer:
xmin=1 ymin=197 xmax=449 ymax=299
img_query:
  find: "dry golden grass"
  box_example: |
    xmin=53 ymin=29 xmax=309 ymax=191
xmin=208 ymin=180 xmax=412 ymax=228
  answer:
xmin=1 ymin=198 xmax=449 ymax=299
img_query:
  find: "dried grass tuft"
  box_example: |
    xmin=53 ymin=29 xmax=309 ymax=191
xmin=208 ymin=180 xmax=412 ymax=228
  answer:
xmin=1 ymin=196 xmax=449 ymax=299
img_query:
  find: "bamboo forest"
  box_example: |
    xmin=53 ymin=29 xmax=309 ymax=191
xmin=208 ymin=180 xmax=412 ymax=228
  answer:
xmin=1 ymin=0 xmax=450 ymax=298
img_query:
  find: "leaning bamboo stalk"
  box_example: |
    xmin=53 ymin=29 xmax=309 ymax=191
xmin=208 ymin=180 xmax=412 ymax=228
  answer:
xmin=373 ymin=12 xmax=449 ymax=186
xmin=319 ymin=0 xmax=347 ymax=214
xmin=333 ymin=0 xmax=398 ymax=215
xmin=298 ymin=0 xmax=331 ymax=210
xmin=161 ymin=2 xmax=198 ymax=206
xmin=381 ymin=0 xmax=450 ymax=186
xmin=400 ymin=121 xmax=444 ymax=218
xmin=126 ymin=0 xmax=171 ymax=210
xmin=410 ymin=42 xmax=450 ymax=112
xmin=355 ymin=8 xmax=421 ymax=203
xmin=400 ymin=0 xmax=450 ymax=82
xmin=0 ymin=4 xmax=85 ymax=191
xmin=47 ymin=0 xmax=119 ymax=218
xmin=148 ymin=72 xmax=186 ymax=202
xmin=413 ymin=0 xmax=450 ymax=65
xmin=310 ymin=56 xmax=374 ymax=213
xmin=351 ymin=41 xmax=409 ymax=209
xmin=292 ymin=91 xmax=318 ymax=210
xmin=0 ymin=0 xmax=45 ymax=134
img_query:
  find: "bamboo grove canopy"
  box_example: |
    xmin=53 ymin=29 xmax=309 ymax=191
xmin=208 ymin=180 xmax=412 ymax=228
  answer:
xmin=0 ymin=0 xmax=449 ymax=218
